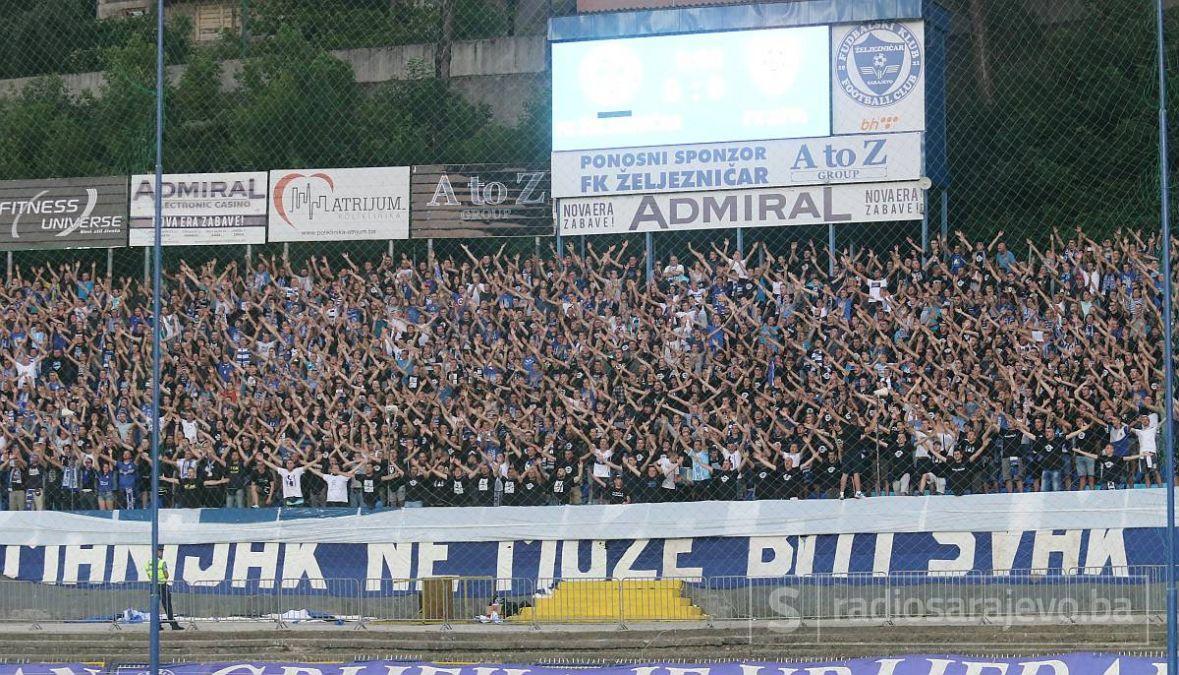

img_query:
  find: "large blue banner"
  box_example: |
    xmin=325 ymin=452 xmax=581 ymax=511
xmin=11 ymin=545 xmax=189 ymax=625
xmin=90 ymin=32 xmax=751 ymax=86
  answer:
xmin=1 ymin=527 xmax=1164 ymax=592
xmin=0 ymin=656 xmax=1168 ymax=675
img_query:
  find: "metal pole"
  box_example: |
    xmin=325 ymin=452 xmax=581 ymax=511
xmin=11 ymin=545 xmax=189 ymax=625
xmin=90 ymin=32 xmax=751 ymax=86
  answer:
xmin=5 ymin=251 xmax=11 ymax=283
xmin=579 ymin=235 xmax=586 ymax=259
xmin=535 ymin=235 xmax=540 ymax=260
xmin=645 ymin=232 xmax=654 ymax=285
xmin=150 ymin=0 xmax=165 ymax=671
xmin=736 ymin=227 xmax=745 ymax=258
xmin=827 ymin=224 xmax=836 ymax=277
xmin=1155 ymin=0 xmax=1177 ymax=668
xmin=920 ymin=197 xmax=930 ymax=257
xmin=940 ymin=189 xmax=949 ymax=243
xmin=245 ymin=243 xmax=252 ymax=268
xmin=106 ymin=248 xmax=114 ymax=279
xmin=143 ymin=247 xmax=149 ymax=287
xmin=389 ymin=240 xmax=395 ymax=258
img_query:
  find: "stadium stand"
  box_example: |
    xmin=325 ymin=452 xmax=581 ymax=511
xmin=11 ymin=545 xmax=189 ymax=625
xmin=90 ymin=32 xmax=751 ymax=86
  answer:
xmin=0 ymin=228 xmax=1171 ymax=511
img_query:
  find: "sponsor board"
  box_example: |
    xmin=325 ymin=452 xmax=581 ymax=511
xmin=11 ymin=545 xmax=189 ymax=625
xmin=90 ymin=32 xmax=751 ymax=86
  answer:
xmin=552 ymin=133 xmax=923 ymax=198
xmin=557 ymin=181 xmax=926 ymax=235
xmin=0 ymin=177 xmax=127 ymax=250
xmin=832 ymin=21 xmax=926 ymax=135
xmin=411 ymin=164 xmax=552 ymax=238
xmin=268 ymin=166 xmax=409 ymax=242
xmin=129 ymin=172 xmax=268 ymax=247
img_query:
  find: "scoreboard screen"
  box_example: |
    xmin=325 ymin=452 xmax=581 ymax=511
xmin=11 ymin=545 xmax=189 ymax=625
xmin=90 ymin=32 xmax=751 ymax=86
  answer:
xmin=551 ymin=25 xmax=830 ymax=152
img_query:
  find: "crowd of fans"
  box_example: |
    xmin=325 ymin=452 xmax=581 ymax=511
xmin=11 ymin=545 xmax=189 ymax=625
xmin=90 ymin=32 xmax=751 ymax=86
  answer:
xmin=0 ymin=227 xmax=1173 ymax=512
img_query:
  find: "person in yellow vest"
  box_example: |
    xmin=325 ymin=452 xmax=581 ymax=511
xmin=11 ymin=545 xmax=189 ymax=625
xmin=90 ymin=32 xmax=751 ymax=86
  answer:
xmin=145 ymin=545 xmax=183 ymax=630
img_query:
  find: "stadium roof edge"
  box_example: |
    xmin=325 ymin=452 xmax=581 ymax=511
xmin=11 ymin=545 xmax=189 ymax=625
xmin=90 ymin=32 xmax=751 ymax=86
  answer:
xmin=548 ymin=0 xmax=942 ymax=42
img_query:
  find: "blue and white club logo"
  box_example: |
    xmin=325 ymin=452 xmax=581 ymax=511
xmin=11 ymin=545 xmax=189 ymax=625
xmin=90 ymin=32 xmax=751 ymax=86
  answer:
xmin=836 ymin=23 xmax=922 ymax=107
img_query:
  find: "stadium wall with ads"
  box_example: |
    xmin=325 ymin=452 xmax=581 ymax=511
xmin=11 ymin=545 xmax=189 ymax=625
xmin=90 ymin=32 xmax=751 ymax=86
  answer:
xmin=0 ymin=491 xmax=1169 ymax=588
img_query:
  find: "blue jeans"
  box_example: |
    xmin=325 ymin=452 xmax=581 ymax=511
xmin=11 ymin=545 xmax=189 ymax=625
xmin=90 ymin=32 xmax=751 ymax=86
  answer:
xmin=1040 ymin=469 xmax=1062 ymax=492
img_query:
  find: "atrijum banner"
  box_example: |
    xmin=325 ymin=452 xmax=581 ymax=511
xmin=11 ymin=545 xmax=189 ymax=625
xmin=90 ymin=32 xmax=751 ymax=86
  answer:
xmin=0 ymin=176 xmax=127 ymax=250
xmin=832 ymin=21 xmax=926 ymax=135
xmin=551 ymin=133 xmax=923 ymax=199
xmin=129 ymin=172 xmax=268 ymax=247
xmin=268 ymin=166 xmax=410 ymax=242
xmin=411 ymin=164 xmax=551 ymax=239
xmin=557 ymin=181 xmax=926 ymax=236
xmin=2 ymin=656 xmax=1168 ymax=675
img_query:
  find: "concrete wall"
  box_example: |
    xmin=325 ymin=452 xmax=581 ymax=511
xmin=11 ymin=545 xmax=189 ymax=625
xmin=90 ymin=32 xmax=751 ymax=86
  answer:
xmin=0 ymin=35 xmax=547 ymax=125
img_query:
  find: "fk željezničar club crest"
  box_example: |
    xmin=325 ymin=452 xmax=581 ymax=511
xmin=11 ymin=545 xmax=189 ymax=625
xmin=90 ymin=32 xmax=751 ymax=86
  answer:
xmin=836 ymin=23 xmax=922 ymax=107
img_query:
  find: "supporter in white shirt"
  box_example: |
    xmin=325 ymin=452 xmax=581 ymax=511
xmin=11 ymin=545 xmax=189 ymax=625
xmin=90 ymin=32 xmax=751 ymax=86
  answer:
xmin=1132 ymin=411 xmax=1162 ymax=486
xmin=308 ymin=460 xmax=357 ymax=507
xmin=264 ymin=455 xmax=308 ymax=506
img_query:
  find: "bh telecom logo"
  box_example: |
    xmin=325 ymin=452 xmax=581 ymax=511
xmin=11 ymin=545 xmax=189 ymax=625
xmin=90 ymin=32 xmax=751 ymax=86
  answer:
xmin=836 ymin=22 xmax=922 ymax=107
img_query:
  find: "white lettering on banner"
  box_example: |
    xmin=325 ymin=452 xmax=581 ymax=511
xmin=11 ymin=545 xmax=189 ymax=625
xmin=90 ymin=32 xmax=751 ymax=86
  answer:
xmin=42 ymin=545 xmax=59 ymax=584
xmin=746 ymin=537 xmax=792 ymax=578
xmin=210 ymin=667 xmax=266 ymax=675
xmin=558 ymin=182 xmax=925 ymax=236
xmin=663 ymin=539 xmax=704 ymax=578
xmin=794 ymin=536 xmax=818 ymax=576
xmin=872 ymin=533 xmax=894 ymax=576
xmin=552 ymin=133 xmax=922 ymax=198
xmin=561 ymin=540 xmax=607 ymax=578
xmin=182 ymin=543 xmax=230 ymax=584
xmin=832 ymin=535 xmax=855 ymax=577
xmin=231 ymin=542 xmax=279 ymax=588
xmin=416 ymin=542 xmax=449 ymax=585
xmin=1084 ymin=529 xmax=1129 ymax=572
xmin=496 ymin=541 xmax=514 ymax=591
xmin=281 ymin=543 xmax=326 ymax=590
xmin=62 ymin=544 xmax=107 ymax=584
xmin=1030 ymin=531 xmax=1082 ymax=575
xmin=990 ymin=531 xmax=1026 ymax=577
xmin=1017 ymin=661 xmax=1067 ymax=675
xmin=3 ymin=545 xmax=20 ymax=578
xmin=929 ymin=532 xmax=975 ymax=576
xmin=614 ymin=540 xmax=657 ymax=579
xmin=110 ymin=544 xmax=150 ymax=583
xmin=367 ymin=543 xmax=412 ymax=591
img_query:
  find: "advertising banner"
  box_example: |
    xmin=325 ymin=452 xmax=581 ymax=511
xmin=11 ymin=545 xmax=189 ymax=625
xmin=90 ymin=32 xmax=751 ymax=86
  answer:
xmin=411 ymin=164 xmax=552 ymax=238
xmin=557 ymin=181 xmax=926 ymax=235
xmin=268 ymin=166 xmax=410 ymax=242
xmin=832 ymin=21 xmax=926 ymax=135
xmin=2 ymin=657 xmax=1166 ymax=675
xmin=552 ymin=132 xmax=923 ymax=198
xmin=129 ymin=172 xmax=268 ymax=247
xmin=0 ymin=176 xmax=127 ymax=250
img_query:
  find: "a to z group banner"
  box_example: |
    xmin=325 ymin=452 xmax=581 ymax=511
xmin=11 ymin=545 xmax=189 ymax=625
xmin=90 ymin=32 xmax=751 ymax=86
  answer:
xmin=411 ymin=164 xmax=551 ymax=238
xmin=3 ymin=656 xmax=1170 ymax=675
xmin=557 ymin=181 xmax=926 ymax=236
xmin=129 ymin=172 xmax=268 ymax=246
xmin=0 ymin=176 xmax=127 ymax=250
xmin=551 ymin=133 xmax=923 ymax=199
xmin=269 ymin=166 xmax=409 ymax=242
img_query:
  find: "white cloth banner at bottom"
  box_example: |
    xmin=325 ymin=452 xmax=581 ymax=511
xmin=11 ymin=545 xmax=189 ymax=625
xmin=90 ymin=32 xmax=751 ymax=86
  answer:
xmin=557 ymin=181 xmax=926 ymax=235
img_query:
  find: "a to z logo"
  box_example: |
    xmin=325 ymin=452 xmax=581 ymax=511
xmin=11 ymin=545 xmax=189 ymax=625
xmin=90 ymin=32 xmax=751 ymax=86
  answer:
xmin=836 ymin=22 xmax=922 ymax=107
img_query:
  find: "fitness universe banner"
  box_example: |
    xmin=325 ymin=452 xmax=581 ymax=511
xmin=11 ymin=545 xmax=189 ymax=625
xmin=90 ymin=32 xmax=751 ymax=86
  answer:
xmin=1 ymin=656 xmax=1171 ymax=675
xmin=551 ymin=133 xmax=923 ymax=199
xmin=0 ymin=527 xmax=1163 ymax=591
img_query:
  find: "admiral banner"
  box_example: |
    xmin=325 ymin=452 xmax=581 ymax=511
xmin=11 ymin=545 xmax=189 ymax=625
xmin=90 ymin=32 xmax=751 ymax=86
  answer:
xmin=268 ymin=166 xmax=409 ymax=242
xmin=0 ymin=177 xmax=127 ymax=250
xmin=558 ymin=181 xmax=926 ymax=235
xmin=411 ymin=164 xmax=551 ymax=238
xmin=832 ymin=21 xmax=926 ymax=135
xmin=552 ymin=133 xmax=923 ymax=198
xmin=130 ymin=172 xmax=268 ymax=247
